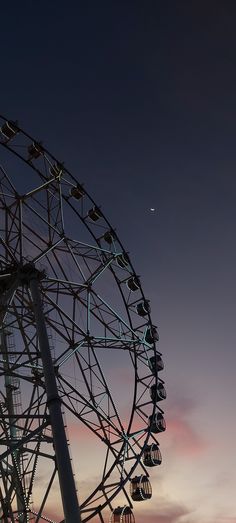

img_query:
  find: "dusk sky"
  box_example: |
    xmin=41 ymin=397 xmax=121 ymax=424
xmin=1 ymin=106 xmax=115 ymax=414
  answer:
xmin=1 ymin=2 xmax=236 ymax=523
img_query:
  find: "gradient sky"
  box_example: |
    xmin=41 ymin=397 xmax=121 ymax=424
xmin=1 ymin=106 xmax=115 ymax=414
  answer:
xmin=1 ymin=2 xmax=236 ymax=523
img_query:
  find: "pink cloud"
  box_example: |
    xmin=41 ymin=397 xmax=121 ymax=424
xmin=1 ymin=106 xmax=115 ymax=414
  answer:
xmin=65 ymin=390 xmax=207 ymax=460
xmin=67 ymin=420 xmax=92 ymax=442
xmin=31 ymin=508 xmax=63 ymax=523
xmin=212 ymin=518 xmax=236 ymax=523
xmin=32 ymin=496 xmax=191 ymax=523
xmin=166 ymin=415 xmax=207 ymax=457
xmin=135 ymin=501 xmax=191 ymax=523
xmin=66 ymin=402 xmax=148 ymax=444
xmin=167 ymin=394 xmax=197 ymax=417
xmin=67 ymin=417 xmax=124 ymax=444
xmin=160 ymin=392 xmax=208 ymax=457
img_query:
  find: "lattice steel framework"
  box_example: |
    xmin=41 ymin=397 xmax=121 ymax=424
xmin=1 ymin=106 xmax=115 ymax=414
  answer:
xmin=0 ymin=116 xmax=166 ymax=523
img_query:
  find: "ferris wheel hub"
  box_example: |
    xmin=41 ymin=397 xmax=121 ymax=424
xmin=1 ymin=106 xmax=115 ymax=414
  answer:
xmin=0 ymin=264 xmax=45 ymax=289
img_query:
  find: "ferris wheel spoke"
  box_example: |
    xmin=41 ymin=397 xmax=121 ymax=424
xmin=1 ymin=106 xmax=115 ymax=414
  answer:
xmin=24 ymin=175 xmax=61 ymax=200
xmin=41 ymin=291 xmax=86 ymax=340
xmin=22 ymin=199 xmax=63 ymax=243
xmin=55 ymin=340 xmax=84 ymax=367
xmin=16 ymin=282 xmax=84 ymax=349
xmin=32 ymin=238 xmax=64 ymax=264
xmin=21 ymin=224 xmax=49 ymax=261
xmin=89 ymin=289 xmax=139 ymax=339
xmin=58 ymin=371 xmax=124 ymax=438
xmin=3 ymin=200 xmax=23 ymax=261
xmin=40 ymin=284 xmax=139 ymax=367
xmin=76 ymin=444 xmax=133 ymax=517
xmin=0 ymin=164 xmax=17 ymax=195
xmin=82 ymin=343 xmax=126 ymax=430
xmin=24 ymin=175 xmax=64 ymax=238
xmin=44 ymin=276 xmax=88 ymax=289
xmin=91 ymin=336 xmax=141 ymax=351
xmin=50 ymin=246 xmax=76 ymax=284
xmin=0 ymin=236 xmax=18 ymax=264
xmin=64 ymin=242 xmax=125 ymax=291
xmin=57 ymin=354 xmax=124 ymax=437
xmin=63 ymin=241 xmax=87 ymax=281
xmin=10 ymin=295 xmax=43 ymax=368
xmin=44 ymin=288 xmax=128 ymax=350
xmin=0 ymin=418 xmax=50 ymax=463
xmin=68 ymin=238 xmax=119 ymax=256
xmin=84 ymin=255 xmax=116 ymax=286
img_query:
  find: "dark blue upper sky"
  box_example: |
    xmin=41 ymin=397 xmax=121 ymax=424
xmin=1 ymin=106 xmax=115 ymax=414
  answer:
xmin=2 ymin=0 xmax=236 ymax=329
xmin=1 ymin=0 xmax=236 ymax=344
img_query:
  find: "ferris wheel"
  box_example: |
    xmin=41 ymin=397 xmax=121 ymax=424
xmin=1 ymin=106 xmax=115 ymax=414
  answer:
xmin=0 ymin=116 xmax=166 ymax=523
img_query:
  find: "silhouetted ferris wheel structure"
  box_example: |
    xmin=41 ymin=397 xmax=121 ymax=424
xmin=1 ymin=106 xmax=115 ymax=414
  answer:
xmin=0 ymin=116 xmax=166 ymax=523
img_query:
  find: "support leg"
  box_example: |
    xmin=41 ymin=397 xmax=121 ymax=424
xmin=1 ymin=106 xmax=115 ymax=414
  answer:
xmin=29 ymin=275 xmax=81 ymax=523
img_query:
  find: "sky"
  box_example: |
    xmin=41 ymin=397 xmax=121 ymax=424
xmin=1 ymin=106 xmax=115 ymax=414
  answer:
xmin=1 ymin=1 xmax=236 ymax=523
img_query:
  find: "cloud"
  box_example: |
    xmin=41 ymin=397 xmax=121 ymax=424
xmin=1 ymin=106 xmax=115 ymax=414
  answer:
xmin=167 ymin=394 xmax=198 ymax=417
xmin=166 ymin=415 xmax=207 ymax=457
xmin=161 ymin=392 xmax=208 ymax=458
xmin=199 ymin=518 xmax=236 ymax=523
xmin=32 ymin=489 xmax=191 ymax=523
xmin=215 ymin=519 xmax=236 ymax=523
xmin=136 ymin=499 xmax=191 ymax=523
xmin=67 ymin=420 xmax=92 ymax=442
xmin=66 ymin=390 xmax=207 ymax=458
xmin=31 ymin=504 xmax=63 ymax=523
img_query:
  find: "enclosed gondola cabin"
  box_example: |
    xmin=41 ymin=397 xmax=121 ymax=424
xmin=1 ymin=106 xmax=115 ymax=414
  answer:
xmin=88 ymin=206 xmax=102 ymax=221
xmin=0 ymin=120 xmax=19 ymax=141
xmin=130 ymin=475 xmax=152 ymax=501
xmin=149 ymin=412 xmax=166 ymax=433
xmin=145 ymin=326 xmax=159 ymax=344
xmin=116 ymin=253 xmax=129 ymax=268
xmin=150 ymin=381 xmax=167 ymax=403
xmin=143 ymin=443 xmax=162 ymax=467
xmin=110 ymin=506 xmax=135 ymax=523
xmin=136 ymin=301 xmax=150 ymax=317
xmin=127 ymin=276 xmax=140 ymax=291
xmin=28 ymin=141 xmax=44 ymax=160
xmin=70 ymin=184 xmax=85 ymax=200
xmin=149 ymin=354 xmax=164 ymax=374
xmin=104 ymin=230 xmax=116 ymax=244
